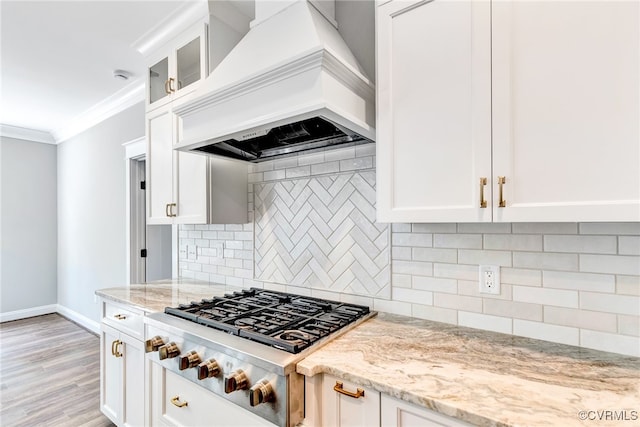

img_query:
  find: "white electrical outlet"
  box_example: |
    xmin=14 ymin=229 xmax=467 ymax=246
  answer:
xmin=479 ymin=265 xmax=501 ymax=295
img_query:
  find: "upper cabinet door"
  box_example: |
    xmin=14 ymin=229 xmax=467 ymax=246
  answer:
xmin=491 ymin=1 xmax=640 ymax=222
xmin=376 ymin=0 xmax=492 ymax=223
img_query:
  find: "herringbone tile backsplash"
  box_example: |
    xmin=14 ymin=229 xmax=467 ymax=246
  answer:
xmin=179 ymin=143 xmax=640 ymax=357
xmin=254 ymin=172 xmax=390 ymax=298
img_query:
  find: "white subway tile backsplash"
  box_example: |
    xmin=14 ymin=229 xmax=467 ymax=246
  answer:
xmin=512 ymin=223 xmax=578 ymax=234
xmin=374 ymin=298 xmax=412 ymax=316
xmin=412 ymin=247 xmax=457 ymax=263
xmin=484 ymin=234 xmax=542 ymax=251
xmin=618 ymin=315 xmax=640 ymax=336
xmin=392 ymin=232 xmax=432 ymax=247
xmin=543 ymin=306 xmax=617 ymax=333
xmin=273 ymin=157 xmax=298 ymax=170
xmin=458 ymin=280 xmax=513 ymax=301
xmin=392 ymin=273 xmax=411 ymax=288
xmin=457 ymin=223 xmax=512 ymax=234
xmin=264 ymin=169 xmax=286 ymax=181
xmin=248 ymin=172 xmax=263 ymax=183
xmin=580 ymin=292 xmax=640 ymax=316
xmin=513 ymin=252 xmax=579 ymax=271
xmin=434 ymin=293 xmax=482 ymax=312
xmin=433 ymin=263 xmax=477 ymax=281
xmin=433 ymin=233 xmax=482 ymax=249
xmin=412 ymin=276 xmax=457 ymax=294
xmin=617 ymin=275 xmax=640 ymax=296
xmin=483 ymin=299 xmax=542 ymax=321
xmin=298 ymin=152 xmax=326 ymax=166
xmin=544 ymin=235 xmax=617 ymax=254
xmin=286 ymin=166 xmax=310 ymax=178
xmin=580 ymin=330 xmax=640 ymax=357
xmin=412 ymin=304 xmax=457 ymax=324
xmin=543 ymin=271 xmax=615 ymax=293
xmin=355 ymin=143 xmax=376 ymax=157
xmin=325 ymin=146 xmax=355 ymax=162
xmin=514 ymin=320 xmax=579 ymax=346
xmin=619 ymin=236 xmax=640 ymax=255
xmin=579 ymin=222 xmax=640 ymax=235
xmin=392 ymin=287 xmax=433 ymax=305
xmin=311 ymin=161 xmax=339 ymax=176
xmin=580 ymin=254 xmax=640 ymax=275
xmin=202 ymin=231 xmax=217 ymax=239
xmin=458 ymin=250 xmax=512 ymax=267
xmin=458 ymin=312 xmax=512 ymax=334
xmin=501 ymin=268 xmax=541 ymax=287
xmin=340 ymin=157 xmax=373 ymax=172
xmin=513 ymin=286 xmax=579 ymax=308
xmin=412 ymin=223 xmax=457 ymax=233
xmin=391 ymin=247 xmax=412 ymax=260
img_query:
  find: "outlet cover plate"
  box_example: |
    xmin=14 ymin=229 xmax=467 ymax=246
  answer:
xmin=479 ymin=265 xmax=500 ymax=295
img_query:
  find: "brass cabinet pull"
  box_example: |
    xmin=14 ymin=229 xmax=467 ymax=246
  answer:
xmin=112 ymin=340 xmax=123 ymax=358
xmin=171 ymin=396 xmax=188 ymax=408
xmin=165 ymin=203 xmax=171 ymax=217
xmin=114 ymin=314 xmax=126 ymax=320
xmin=479 ymin=177 xmax=487 ymax=208
xmin=333 ymin=381 xmax=364 ymax=399
xmin=164 ymin=79 xmax=171 ymax=94
xmin=498 ymin=176 xmax=506 ymax=207
xmin=168 ymin=77 xmax=176 ymax=93
xmin=169 ymin=203 xmax=177 ymax=217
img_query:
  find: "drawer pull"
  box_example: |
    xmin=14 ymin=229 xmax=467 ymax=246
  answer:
xmin=114 ymin=314 xmax=127 ymax=320
xmin=498 ymin=176 xmax=506 ymax=208
xmin=333 ymin=381 xmax=364 ymax=399
xmin=171 ymin=395 xmax=188 ymax=408
xmin=479 ymin=177 xmax=487 ymax=208
xmin=111 ymin=340 xmax=123 ymax=358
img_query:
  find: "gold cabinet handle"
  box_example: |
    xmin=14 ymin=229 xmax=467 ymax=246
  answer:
xmin=171 ymin=396 xmax=188 ymax=408
xmin=164 ymin=79 xmax=171 ymax=94
xmin=112 ymin=340 xmax=123 ymax=358
xmin=165 ymin=203 xmax=171 ymax=217
xmin=498 ymin=176 xmax=506 ymax=208
xmin=333 ymin=381 xmax=364 ymax=399
xmin=169 ymin=203 xmax=177 ymax=217
xmin=168 ymin=77 xmax=176 ymax=93
xmin=114 ymin=314 xmax=126 ymax=320
xmin=479 ymin=177 xmax=487 ymax=208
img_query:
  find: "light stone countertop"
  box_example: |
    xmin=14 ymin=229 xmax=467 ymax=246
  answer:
xmin=297 ymin=313 xmax=640 ymax=427
xmin=96 ymin=282 xmax=640 ymax=426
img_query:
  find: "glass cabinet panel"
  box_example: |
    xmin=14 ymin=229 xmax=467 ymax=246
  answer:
xmin=176 ymin=37 xmax=201 ymax=91
xmin=149 ymin=57 xmax=169 ymax=104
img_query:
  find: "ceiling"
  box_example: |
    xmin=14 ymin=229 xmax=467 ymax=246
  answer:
xmin=0 ymin=0 xmax=189 ymax=143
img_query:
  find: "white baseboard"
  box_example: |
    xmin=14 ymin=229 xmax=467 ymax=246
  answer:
xmin=0 ymin=304 xmax=58 ymax=322
xmin=56 ymin=304 xmax=101 ymax=335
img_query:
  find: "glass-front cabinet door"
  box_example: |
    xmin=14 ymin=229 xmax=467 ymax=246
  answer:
xmin=146 ymin=22 xmax=208 ymax=111
xmin=149 ymin=57 xmax=170 ymax=105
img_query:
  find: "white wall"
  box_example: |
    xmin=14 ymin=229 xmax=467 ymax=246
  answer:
xmin=57 ymin=102 xmax=144 ymax=324
xmin=0 ymin=137 xmax=57 ymax=314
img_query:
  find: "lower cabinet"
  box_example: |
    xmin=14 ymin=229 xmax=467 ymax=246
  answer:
xmin=304 ymin=374 xmax=472 ymax=427
xmin=148 ymin=362 xmax=275 ymax=427
xmin=100 ymin=323 xmax=145 ymax=427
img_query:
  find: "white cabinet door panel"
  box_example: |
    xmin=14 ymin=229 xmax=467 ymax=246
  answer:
xmin=381 ymin=394 xmax=473 ymax=427
xmin=377 ymin=0 xmax=492 ymax=222
xmin=322 ymin=374 xmax=380 ymax=427
xmin=147 ymin=106 xmax=175 ymax=225
xmin=492 ymin=0 xmax=640 ymax=222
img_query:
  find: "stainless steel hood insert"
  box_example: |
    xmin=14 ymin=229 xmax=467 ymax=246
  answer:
xmin=174 ymin=0 xmax=375 ymax=163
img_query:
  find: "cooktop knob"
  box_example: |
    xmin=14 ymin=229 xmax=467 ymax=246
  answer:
xmin=145 ymin=336 xmax=165 ymax=353
xmin=249 ymin=379 xmax=274 ymax=407
xmin=197 ymin=359 xmax=220 ymax=380
xmin=178 ymin=350 xmax=201 ymax=370
xmin=224 ymin=370 xmax=248 ymax=394
xmin=158 ymin=342 xmax=180 ymax=360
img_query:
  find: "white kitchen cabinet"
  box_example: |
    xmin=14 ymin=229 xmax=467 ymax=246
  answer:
xmin=321 ymin=374 xmax=380 ymax=427
xmin=101 ymin=319 xmax=145 ymax=427
xmin=148 ymin=362 xmax=275 ymax=427
xmin=147 ymin=23 xmax=208 ymax=111
xmin=146 ymin=31 xmax=248 ymax=226
xmin=381 ymin=395 xmax=473 ymax=427
xmin=377 ymin=0 xmax=640 ymax=223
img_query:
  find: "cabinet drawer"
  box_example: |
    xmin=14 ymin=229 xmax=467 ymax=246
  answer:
xmin=322 ymin=374 xmax=380 ymax=427
xmin=156 ymin=369 xmax=274 ymax=427
xmin=102 ymin=301 xmax=143 ymax=339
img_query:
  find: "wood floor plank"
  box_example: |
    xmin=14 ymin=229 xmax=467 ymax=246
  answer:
xmin=0 ymin=314 xmax=115 ymax=427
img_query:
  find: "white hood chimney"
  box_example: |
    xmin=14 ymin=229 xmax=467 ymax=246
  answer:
xmin=174 ymin=0 xmax=375 ymax=162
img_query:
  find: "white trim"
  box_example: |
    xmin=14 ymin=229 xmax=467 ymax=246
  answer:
xmin=0 ymin=124 xmax=55 ymax=144
xmin=52 ymin=80 xmax=145 ymax=143
xmin=0 ymin=304 xmax=57 ymax=322
xmin=56 ymin=304 xmax=101 ymax=335
xmin=124 ymin=137 xmax=147 ymax=285
xmin=131 ymin=0 xmax=209 ymax=57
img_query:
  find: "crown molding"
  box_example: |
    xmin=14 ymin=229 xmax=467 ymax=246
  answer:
xmin=131 ymin=0 xmax=209 ymax=57
xmin=52 ymin=79 xmax=145 ymax=143
xmin=0 ymin=124 xmax=55 ymax=144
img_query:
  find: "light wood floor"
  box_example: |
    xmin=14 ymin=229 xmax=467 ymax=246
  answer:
xmin=0 ymin=314 xmax=115 ymax=427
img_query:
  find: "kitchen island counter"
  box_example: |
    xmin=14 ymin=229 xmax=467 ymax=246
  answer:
xmin=297 ymin=312 xmax=640 ymax=427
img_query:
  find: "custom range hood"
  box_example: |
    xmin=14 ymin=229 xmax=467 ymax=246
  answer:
xmin=174 ymin=0 xmax=375 ymax=163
